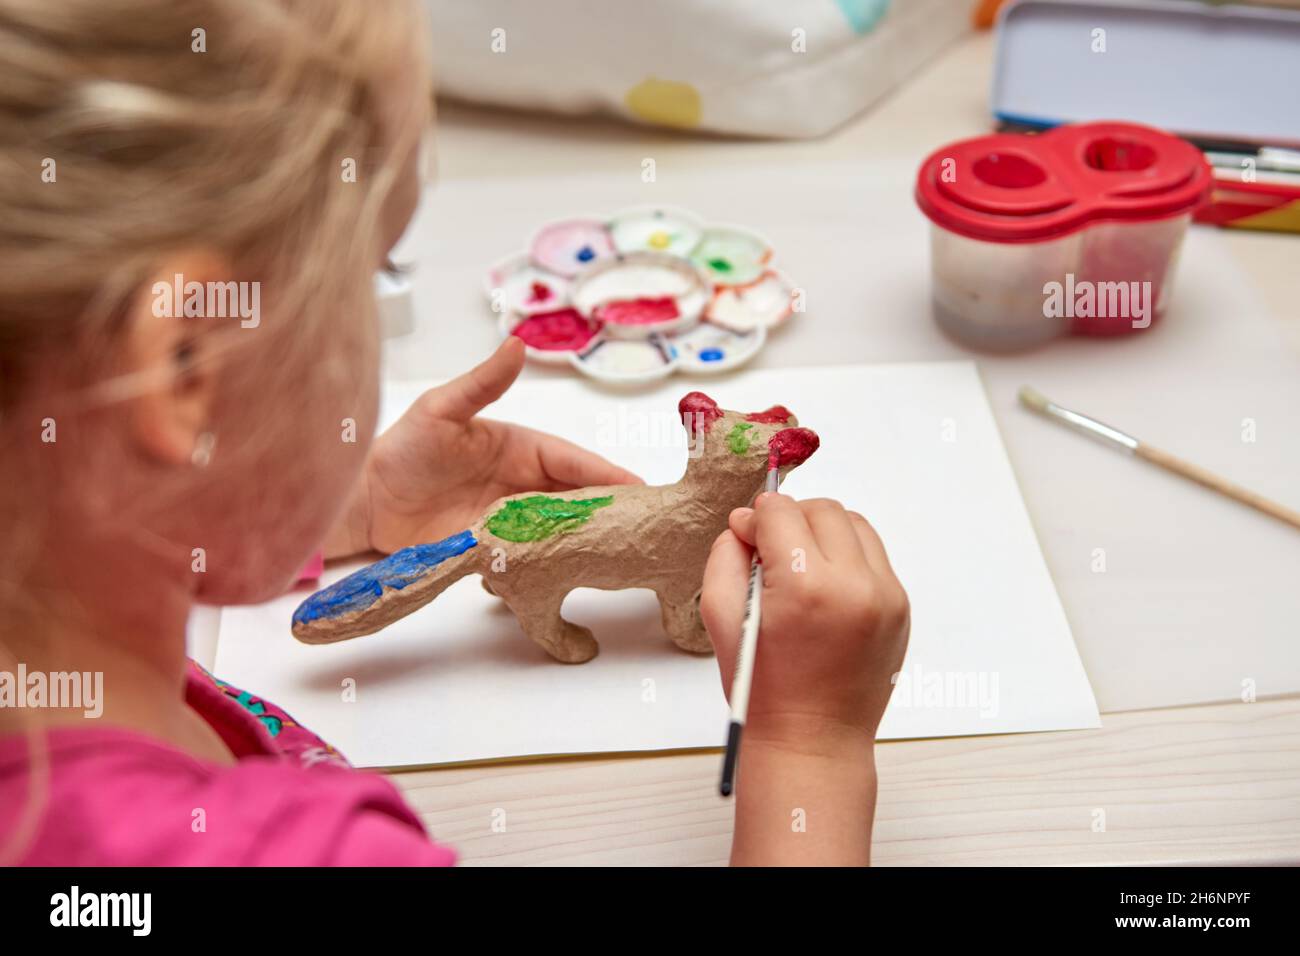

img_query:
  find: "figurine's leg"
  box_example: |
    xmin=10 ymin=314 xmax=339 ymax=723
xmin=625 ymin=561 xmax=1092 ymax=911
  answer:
xmin=505 ymin=590 xmax=599 ymax=664
xmin=658 ymin=588 xmax=712 ymax=655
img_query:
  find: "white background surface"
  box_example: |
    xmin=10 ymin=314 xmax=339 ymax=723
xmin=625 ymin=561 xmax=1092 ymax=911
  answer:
xmin=214 ymin=363 xmax=1099 ymax=768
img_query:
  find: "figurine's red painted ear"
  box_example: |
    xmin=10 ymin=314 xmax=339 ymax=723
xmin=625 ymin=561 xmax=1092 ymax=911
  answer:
xmin=768 ymin=427 xmax=819 ymax=469
xmin=679 ymin=391 xmax=722 ymax=434
xmin=745 ymin=405 xmax=794 ymax=425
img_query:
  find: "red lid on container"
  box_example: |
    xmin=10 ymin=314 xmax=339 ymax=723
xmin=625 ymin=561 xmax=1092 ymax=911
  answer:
xmin=915 ymin=121 xmax=1212 ymax=243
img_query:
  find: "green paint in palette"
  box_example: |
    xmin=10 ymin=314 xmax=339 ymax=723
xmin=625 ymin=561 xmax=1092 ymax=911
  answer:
xmin=486 ymin=494 xmax=615 ymax=543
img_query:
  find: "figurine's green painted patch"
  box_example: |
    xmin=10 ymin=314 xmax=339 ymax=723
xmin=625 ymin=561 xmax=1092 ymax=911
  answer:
xmin=727 ymin=422 xmax=754 ymax=455
xmin=486 ymin=494 xmax=615 ymax=543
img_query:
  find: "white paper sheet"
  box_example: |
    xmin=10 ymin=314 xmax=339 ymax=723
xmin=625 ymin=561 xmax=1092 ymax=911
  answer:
xmin=214 ymin=363 xmax=1099 ymax=768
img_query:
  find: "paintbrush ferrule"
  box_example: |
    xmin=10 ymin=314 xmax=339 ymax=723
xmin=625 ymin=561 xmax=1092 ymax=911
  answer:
xmin=1052 ymin=404 xmax=1139 ymax=454
xmin=1019 ymin=388 xmax=1139 ymax=454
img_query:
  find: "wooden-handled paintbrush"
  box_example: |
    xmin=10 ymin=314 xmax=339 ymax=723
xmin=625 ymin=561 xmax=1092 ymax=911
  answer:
xmin=1019 ymin=387 xmax=1300 ymax=531
xmin=720 ymin=428 xmax=820 ymax=797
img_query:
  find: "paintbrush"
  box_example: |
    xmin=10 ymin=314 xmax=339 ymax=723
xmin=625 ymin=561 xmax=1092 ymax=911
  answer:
xmin=719 ymin=464 xmax=780 ymax=798
xmin=1019 ymin=387 xmax=1300 ymax=531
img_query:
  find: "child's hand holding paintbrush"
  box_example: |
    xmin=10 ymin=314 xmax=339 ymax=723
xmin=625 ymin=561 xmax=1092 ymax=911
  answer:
xmin=700 ymin=494 xmax=910 ymax=866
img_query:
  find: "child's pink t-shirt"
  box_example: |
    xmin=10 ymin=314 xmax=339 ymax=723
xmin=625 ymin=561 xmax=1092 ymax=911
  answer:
xmin=0 ymin=661 xmax=456 ymax=866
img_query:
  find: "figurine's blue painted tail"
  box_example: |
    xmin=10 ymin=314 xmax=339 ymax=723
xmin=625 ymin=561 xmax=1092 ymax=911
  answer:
xmin=292 ymin=529 xmax=478 ymax=641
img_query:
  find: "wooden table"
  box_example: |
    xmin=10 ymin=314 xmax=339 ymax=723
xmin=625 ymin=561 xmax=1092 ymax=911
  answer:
xmin=383 ymin=30 xmax=1300 ymax=865
xmin=395 ymin=697 xmax=1300 ymax=866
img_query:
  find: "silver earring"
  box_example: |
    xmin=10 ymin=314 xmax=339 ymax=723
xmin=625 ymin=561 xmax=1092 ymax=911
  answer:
xmin=191 ymin=431 xmax=217 ymax=469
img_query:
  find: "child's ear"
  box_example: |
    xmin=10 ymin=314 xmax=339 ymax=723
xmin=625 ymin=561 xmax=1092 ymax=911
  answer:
xmin=121 ymin=250 xmax=234 ymax=468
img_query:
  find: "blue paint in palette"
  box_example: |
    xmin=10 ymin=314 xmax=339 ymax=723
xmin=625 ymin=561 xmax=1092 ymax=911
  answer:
xmin=292 ymin=529 xmax=478 ymax=625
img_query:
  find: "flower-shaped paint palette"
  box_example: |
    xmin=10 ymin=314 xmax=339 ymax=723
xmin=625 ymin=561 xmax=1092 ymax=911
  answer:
xmin=487 ymin=206 xmax=800 ymax=385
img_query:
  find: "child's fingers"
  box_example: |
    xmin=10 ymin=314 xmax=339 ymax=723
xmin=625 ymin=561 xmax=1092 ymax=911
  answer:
xmin=728 ymin=506 xmax=756 ymax=546
xmin=700 ymin=529 xmax=754 ymax=657
xmin=846 ymin=511 xmax=898 ymax=581
xmin=421 ymin=337 xmax=525 ymax=423
xmin=801 ymin=498 xmax=873 ymax=573
xmin=739 ymin=500 xmax=895 ymax=580
xmin=527 ymin=428 xmax=644 ymax=488
xmin=752 ymin=493 xmax=824 ymax=584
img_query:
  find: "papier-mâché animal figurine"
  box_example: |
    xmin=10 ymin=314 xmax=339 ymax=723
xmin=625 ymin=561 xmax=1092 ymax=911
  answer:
xmin=291 ymin=392 xmax=819 ymax=663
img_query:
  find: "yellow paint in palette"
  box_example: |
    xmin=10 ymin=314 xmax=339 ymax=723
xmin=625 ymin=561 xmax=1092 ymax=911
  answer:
xmin=607 ymin=206 xmax=704 ymax=258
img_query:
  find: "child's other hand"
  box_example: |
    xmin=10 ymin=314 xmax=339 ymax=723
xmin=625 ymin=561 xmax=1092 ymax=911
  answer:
xmin=325 ymin=337 xmax=642 ymax=558
xmin=700 ymin=494 xmax=910 ymax=751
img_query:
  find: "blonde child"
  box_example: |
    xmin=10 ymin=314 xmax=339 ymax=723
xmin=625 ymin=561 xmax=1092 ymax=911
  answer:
xmin=0 ymin=0 xmax=908 ymax=866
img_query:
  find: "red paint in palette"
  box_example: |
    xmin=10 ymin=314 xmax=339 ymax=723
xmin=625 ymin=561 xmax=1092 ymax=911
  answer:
xmin=768 ymin=427 xmax=819 ymax=470
xmin=511 ymin=308 xmax=599 ymax=351
xmin=593 ymin=296 xmax=679 ymax=326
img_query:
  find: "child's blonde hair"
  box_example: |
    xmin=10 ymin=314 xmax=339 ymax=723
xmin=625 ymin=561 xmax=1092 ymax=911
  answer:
xmin=0 ymin=0 xmax=429 ymax=863
xmin=1 ymin=0 xmax=427 ymax=405
xmin=0 ymin=0 xmax=430 ymax=563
